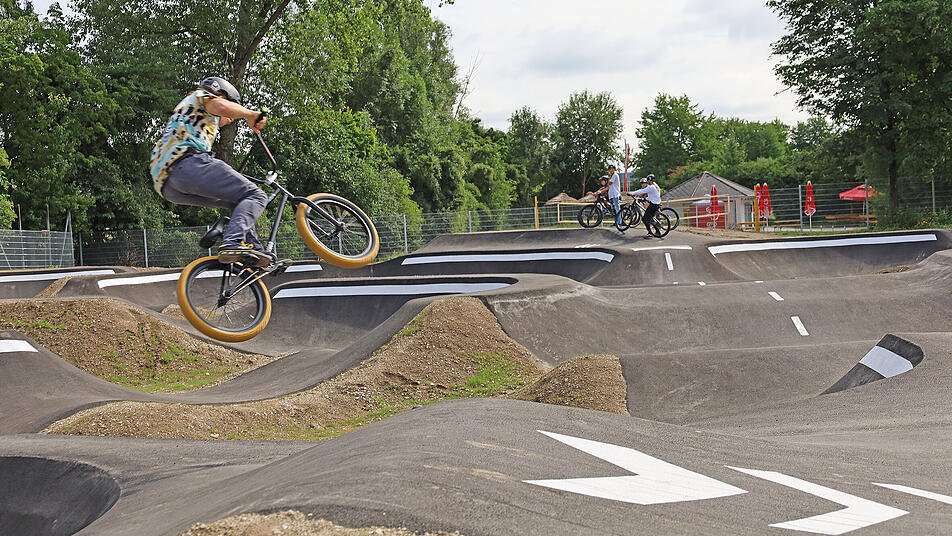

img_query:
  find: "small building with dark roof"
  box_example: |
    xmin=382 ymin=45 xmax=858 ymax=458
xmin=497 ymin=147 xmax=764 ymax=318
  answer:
xmin=661 ymin=171 xmax=755 ymax=228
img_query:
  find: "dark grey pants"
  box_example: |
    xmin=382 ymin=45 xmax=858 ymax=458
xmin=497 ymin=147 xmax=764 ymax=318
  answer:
xmin=162 ymin=152 xmax=267 ymax=248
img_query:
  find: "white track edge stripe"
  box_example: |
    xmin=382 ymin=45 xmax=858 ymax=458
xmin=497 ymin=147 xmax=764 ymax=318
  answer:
xmin=664 ymin=253 xmax=674 ymax=271
xmin=0 ymin=269 xmax=115 ymax=283
xmin=274 ymin=282 xmax=510 ymax=299
xmin=859 ymin=346 xmax=914 ymax=378
xmin=708 ymin=233 xmax=937 ymax=256
xmin=873 ymin=483 xmax=952 ymax=505
xmin=768 ymin=291 xmax=784 ymax=301
xmin=99 ymin=264 xmax=323 ymax=288
xmin=402 ymin=252 xmax=614 ymax=265
xmin=0 ymin=340 xmax=38 ymax=353
xmin=631 ymin=245 xmax=693 ymax=252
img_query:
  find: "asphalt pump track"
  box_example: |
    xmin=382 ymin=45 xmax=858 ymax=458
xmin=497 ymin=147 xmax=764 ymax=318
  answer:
xmin=1 ymin=228 xmax=951 ymax=535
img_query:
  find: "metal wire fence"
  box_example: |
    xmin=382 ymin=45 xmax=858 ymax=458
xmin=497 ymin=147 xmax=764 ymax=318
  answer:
xmin=0 ymin=230 xmax=74 ymax=269
xmin=2 ymin=179 xmax=950 ymax=269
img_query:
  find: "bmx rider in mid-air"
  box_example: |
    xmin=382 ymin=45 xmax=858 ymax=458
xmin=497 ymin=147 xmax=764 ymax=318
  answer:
xmin=149 ymin=76 xmax=273 ymax=267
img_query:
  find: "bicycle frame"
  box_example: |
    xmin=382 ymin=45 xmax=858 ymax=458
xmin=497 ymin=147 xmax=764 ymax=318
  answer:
xmin=237 ymin=130 xmax=347 ymax=256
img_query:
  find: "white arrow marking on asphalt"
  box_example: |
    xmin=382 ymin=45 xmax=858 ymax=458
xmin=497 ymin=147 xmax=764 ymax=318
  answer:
xmin=728 ymin=467 xmax=907 ymax=535
xmin=873 ymin=483 xmax=952 ymax=505
xmin=524 ymin=431 xmax=747 ymax=505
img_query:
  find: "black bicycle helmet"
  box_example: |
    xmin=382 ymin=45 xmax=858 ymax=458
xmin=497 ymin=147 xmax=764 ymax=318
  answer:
xmin=198 ymin=76 xmax=241 ymax=103
xmin=646 ymin=173 xmax=656 ymax=182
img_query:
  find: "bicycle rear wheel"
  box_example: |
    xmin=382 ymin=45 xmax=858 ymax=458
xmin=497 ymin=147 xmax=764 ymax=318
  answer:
xmin=295 ymin=193 xmax=379 ymax=269
xmin=651 ymin=212 xmax=672 ymax=238
xmin=577 ymin=204 xmax=603 ymax=228
xmin=177 ymin=256 xmax=272 ymax=342
xmin=661 ymin=207 xmax=679 ymax=229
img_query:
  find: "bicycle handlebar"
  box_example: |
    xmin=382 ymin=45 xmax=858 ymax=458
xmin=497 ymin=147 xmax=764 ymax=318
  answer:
xmin=236 ymin=109 xmax=278 ymax=174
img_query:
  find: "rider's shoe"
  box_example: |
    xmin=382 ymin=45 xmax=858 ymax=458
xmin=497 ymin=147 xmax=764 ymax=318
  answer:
xmin=642 ymin=233 xmax=655 ymax=239
xmin=199 ymin=216 xmax=230 ymax=249
xmin=218 ymin=242 xmax=272 ymax=268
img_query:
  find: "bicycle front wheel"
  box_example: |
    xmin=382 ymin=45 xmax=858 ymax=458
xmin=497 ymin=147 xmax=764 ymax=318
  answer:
xmin=577 ymin=204 xmax=603 ymax=228
xmin=661 ymin=207 xmax=680 ymax=229
xmin=651 ymin=212 xmax=672 ymax=238
xmin=177 ymin=256 xmax=272 ymax=342
xmin=295 ymin=193 xmax=379 ymax=269
xmin=615 ymin=206 xmax=633 ymax=232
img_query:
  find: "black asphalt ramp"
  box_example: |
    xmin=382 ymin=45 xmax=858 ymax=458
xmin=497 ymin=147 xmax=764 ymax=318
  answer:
xmin=0 ymin=456 xmax=120 ymax=536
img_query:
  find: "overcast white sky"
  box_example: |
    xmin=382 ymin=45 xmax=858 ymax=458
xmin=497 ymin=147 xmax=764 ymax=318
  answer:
xmin=425 ymin=0 xmax=810 ymax=146
xmin=33 ymin=0 xmax=807 ymax=146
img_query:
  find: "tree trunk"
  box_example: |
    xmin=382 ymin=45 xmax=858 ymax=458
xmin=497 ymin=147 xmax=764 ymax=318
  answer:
xmin=579 ymin=171 xmax=586 ymax=198
xmin=886 ymin=132 xmax=899 ymax=218
xmin=888 ymin=153 xmax=899 ymax=218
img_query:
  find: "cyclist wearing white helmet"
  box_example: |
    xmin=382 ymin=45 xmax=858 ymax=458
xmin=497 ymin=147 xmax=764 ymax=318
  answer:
xmin=630 ymin=174 xmax=662 ymax=239
xmin=150 ymin=76 xmax=272 ymax=266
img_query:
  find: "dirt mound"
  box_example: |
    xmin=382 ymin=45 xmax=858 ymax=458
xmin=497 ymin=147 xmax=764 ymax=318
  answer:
xmin=515 ymin=354 xmax=628 ymax=415
xmin=0 ymin=298 xmax=272 ymax=393
xmin=33 ymin=276 xmax=72 ymax=298
xmin=46 ymin=297 xmax=547 ymax=440
xmin=179 ymin=511 xmax=460 ymax=536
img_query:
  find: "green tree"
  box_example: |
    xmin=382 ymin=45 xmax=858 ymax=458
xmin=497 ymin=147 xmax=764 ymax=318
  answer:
xmin=552 ymin=91 xmax=624 ymax=197
xmin=633 ymin=94 xmax=704 ymax=183
xmin=768 ymin=0 xmax=952 ymax=217
xmin=507 ymin=106 xmax=553 ymax=205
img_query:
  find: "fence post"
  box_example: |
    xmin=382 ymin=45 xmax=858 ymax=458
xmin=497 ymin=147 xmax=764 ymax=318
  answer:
xmin=798 ymin=184 xmax=803 ymax=231
xmin=142 ymin=228 xmax=149 ymax=267
xmin=78 ymin=233 xmax=84 ymax=266
xmin=468 ymin=211 xmax=473 ymax=233
xmin=403 ymin=213 xmax=408 ymax=255
xmin=534 ymin=196 xmax=540 ymax=230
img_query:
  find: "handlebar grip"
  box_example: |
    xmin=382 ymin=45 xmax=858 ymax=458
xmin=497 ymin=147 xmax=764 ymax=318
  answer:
xmin=254 ymin=111 xmax=267 ymax=125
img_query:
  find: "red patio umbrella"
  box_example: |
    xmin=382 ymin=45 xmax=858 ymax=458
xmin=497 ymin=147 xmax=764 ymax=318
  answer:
xmin=762 ymin=183 xmax=773 ymax=218
xmin=804 ymin=180 xmax=816 ymax=228
xmin=839 ymin=184 xmax=878 ymax=201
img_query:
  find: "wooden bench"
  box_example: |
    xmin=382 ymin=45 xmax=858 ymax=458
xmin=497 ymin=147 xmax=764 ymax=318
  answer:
xmin=824 ymin=214 xmax=876 ymax=225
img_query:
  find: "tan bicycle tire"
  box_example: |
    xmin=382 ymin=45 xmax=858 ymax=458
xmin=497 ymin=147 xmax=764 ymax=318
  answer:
xmin=176 ymin=256 xmax=272 ymax=342
xmin=295 ymin=193 xmax=379 ymax=269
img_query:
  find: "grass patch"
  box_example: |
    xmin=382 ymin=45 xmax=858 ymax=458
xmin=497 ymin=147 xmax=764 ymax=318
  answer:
xmin=0 ymin=316 xmax=66 ymax=330
xmin=225 ymin=404 xmax=405 ymax=441
xmin=451 ymin=351 xmax=530 ymax=398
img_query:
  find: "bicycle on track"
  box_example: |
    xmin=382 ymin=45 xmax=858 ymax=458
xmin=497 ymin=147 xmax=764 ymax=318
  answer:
xmin=176 ymin=119 xmax=380 ymax=342
xmin=577 ymin=194 xmax=628 ymax=232
xmin=619 ymin=198 xmax=673 ymax=237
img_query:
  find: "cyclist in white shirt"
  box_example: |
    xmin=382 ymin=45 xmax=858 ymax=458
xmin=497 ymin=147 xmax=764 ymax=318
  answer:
xmin=630 ymin=174 xmax=662 ymax=239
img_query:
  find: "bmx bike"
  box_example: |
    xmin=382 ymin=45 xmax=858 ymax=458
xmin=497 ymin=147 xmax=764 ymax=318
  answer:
xmin=176 ymin=122 xmax=379 ymax=342
xmin=618 ymin=198 xmax=673 ymax=237
xmin=577 ymin=193 xmax=628 ymax=232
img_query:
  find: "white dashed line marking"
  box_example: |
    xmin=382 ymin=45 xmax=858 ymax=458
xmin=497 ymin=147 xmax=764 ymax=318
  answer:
xmin=664 ymin=253 xmax=674 ymax=271
xmin=697 ymin=281 xmax=706 ymax=286
xmin=769 ymin=292 xmax=784 ymax=302
xmin=755 ymin=280 xmax=764 ymax=283
xmin=791 ymin=316 xmax=809 ymax=336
